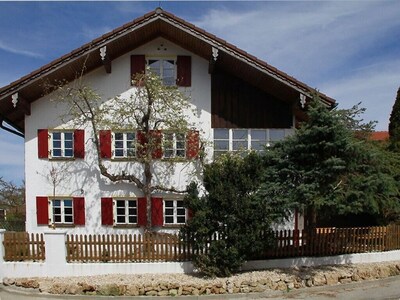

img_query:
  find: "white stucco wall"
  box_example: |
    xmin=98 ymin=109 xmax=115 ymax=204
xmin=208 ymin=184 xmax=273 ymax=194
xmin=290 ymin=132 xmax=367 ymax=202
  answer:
xmin=24 ymin=38 xmax=212 ymax=234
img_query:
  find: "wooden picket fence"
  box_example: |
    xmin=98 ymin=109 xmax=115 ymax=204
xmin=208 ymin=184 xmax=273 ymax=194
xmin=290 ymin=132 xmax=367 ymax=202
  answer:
xmin=3 ymin=225 xmax=400 ymax=263
xmin=265 ymin=225 xmax=400 ymax=258
xmin=3 ymin=231 xmax=45 ymax=261
xmin=66 ymin=232 xmax=192 ymax=262
xmin=64 ymin=225 xmax=400 ymax=263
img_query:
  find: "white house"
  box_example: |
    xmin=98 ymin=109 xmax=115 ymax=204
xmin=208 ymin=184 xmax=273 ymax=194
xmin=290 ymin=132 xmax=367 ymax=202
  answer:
xmin=0 ymin=8 xmax=335 ymax=235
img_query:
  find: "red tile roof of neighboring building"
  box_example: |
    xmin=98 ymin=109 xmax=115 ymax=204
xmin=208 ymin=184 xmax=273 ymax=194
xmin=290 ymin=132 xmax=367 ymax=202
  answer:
xmin=370 ymin=131 xmax=389 ymax=141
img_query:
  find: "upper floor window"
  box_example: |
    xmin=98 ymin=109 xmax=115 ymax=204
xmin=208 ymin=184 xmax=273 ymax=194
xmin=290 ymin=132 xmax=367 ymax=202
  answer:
xmin=115 ymin=199 xmax=137 ymax=225
xmin=113 ymin=132 xmax=136 ymax=158
xmin=131 ymin=55 xmax=191 ymax=87
xmin=213 ymin=128 xmax=293 ymax=158
xmin=51 ymin=131 xmax=74 ymax=158
xmin=164 ymin=200 xmax=186 ymax=225
xmin=147 ymin=59 xmax=176 ymax=86
xmin=37 ymin=129 xmax=85 ymax=160
xmin=163 ymin=132 xmax=186 ymax=159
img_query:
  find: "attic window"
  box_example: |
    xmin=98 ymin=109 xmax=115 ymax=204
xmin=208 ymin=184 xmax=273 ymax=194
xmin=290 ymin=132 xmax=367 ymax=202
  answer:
xmin=147 ymin=58 xmax=176 ymax=86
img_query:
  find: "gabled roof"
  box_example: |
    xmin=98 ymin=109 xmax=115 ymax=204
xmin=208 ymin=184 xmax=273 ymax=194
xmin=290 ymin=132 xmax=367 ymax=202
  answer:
xmin=0 ymin=8 xmax=335 ymax=134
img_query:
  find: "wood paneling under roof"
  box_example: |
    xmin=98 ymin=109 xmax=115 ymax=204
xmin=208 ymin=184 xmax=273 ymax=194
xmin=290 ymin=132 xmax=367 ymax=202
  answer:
xmin=212 ymin=71 xmax=292 ymax=129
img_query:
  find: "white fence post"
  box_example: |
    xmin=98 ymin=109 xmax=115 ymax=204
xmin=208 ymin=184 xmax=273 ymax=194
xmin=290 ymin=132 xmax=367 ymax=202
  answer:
xmin=0 ymin=229 xmax=6 ymax=279
xmin=44 ymin=230 xmax=67 ymax=276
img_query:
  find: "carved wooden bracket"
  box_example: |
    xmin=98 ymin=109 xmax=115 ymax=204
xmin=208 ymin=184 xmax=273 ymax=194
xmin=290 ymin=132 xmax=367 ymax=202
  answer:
xmin=100 ymin=46 xmax=111 ymax=74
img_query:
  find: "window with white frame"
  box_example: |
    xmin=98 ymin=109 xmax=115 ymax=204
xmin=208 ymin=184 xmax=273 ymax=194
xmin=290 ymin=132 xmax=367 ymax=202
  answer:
xmin=163 ymin=132 xmax=186 ymax=159
xmin=50 ymin=131 xmax=73 ymax=158
xmin=164 ymin=200 xmax=186 ymax=225
xmin=113 ymin=132 xmax=136 ymax=158
xmin=51 ymin=199 xmax=73 ymax=224
xmin=115 ymin=199 xmax=137 ymax=225
xmin=147 ymin=58 xmax=176 ymax=86
xmin=213 ymin=128 xmax=293 ymax=157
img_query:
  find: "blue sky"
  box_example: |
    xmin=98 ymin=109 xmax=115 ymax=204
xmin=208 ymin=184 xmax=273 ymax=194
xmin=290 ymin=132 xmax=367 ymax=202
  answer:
xmin=1 ymin=1 xmax=400 ymax=185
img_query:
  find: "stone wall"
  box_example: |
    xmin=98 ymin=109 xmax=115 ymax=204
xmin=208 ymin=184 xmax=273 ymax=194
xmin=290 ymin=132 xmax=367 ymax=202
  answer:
xmin=3 ymin=261 xmax=400 ymax=296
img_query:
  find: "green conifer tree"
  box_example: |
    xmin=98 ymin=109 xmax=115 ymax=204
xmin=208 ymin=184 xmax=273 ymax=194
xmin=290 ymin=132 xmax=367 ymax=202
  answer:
xmin=389 ymin=87 xmax=400 ymax=151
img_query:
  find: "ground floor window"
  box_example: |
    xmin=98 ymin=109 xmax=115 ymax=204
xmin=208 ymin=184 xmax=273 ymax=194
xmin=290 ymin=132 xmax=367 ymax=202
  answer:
xmin=164 ymin=200 xmax=186 ymax=225
xmin=51 ymin=199 xmax=73 ymax=224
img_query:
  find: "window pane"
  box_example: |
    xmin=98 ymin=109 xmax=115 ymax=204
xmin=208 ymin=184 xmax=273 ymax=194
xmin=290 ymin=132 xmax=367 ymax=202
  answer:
xmin=148 ymin=60 xmax=160 ymax=68
xmin=129 ymin=216 xmax=137 ymax=224
xmin=54 ymin=216 xmax=61 ymax=223
xmin=64 ymin=149 xmax=73 ymax=157
xmin=64 ymin=132 xmax=73 ymax=140
xmin=165 ymin=201 xmax=173 ymax=208
xmin=177 ymin=216 xmax=186 ymax=224
xmin=117 ymin=208 xmax=125 ymax=215
xmin=115 ymin=141 xmax=123 ymax=148
xmin=251 ymin=130 xmax=267 ymax=140
xmin=64 ymin=141 xmax=73 ymax=149
xmin=53 ymin=140 xmax=61 ymax=148
xmin=177 ymin=208 xmax=185 ymax=215
xmin=64 ymin=208 xmax=73 ymax=215
xmin=128 ymin=201 xmax=136 ymax=208
xmin=176 ymin=150 xmax=185 ymax=157
xmin=270 ymin=129 xmax=285 ymax=141
xmin=116 ymin=200 xmax=125 ymax=208
xmin=52 ymin=132 xmax=61 ymax=140
xmin=64 ymin=200 xmax=72 ymax=207
xmin=165 ymin=208 xmax=174 ymax=216
xmin=64 ymin=216 xmax=73 ymax=223
xmin=165 ymin=216 xmax=174 ymax=224
xmin=115 ymin=133 xmax=123 ymax=140
xmin=233 ymin=141 xmax=248 ymax=150
xmin=53 ymin=208 xmax=61 ymax=215
xmin=164 ymin=60 xmax=175 ymax=68
xmin=233 ymin=129 xmax=247 ymax=140
xmin=251 ymin=141 xmax=266 ymax=151
xmin=214 ymin=129 xmax=229 ymax=139
xmin=214 ymin=141 xmax=229 ymax=150
xmin=126 ymin=132 xmax=135 ymax=140
xmin=117 ymin=216 xmax=125 ymax=223
xmin=115 ymin=149 xmax=123 ymax=157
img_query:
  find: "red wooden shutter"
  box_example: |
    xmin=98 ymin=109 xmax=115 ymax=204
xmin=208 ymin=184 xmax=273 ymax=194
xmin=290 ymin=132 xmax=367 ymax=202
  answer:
xmin=151 ymin=130 xmax=163 ymax=159
xmin=186 ymin=130 xmax=200 ymax=159
xmin=151 ymin=197 xmax=163 ymax=226
xmin=73 ymin=197 xmax=85 ymax=225
xmin=37 ymin=129 xmax=49 ymax=159
xmin=74 ymin=129 xmax=85 ymax=159
xmin=99 ymin=130 xmax=112 ymax=159
xmin=101 ymin=197 xmax=113 ymax=226
xmin=176 ymin=56 xmax=191 ymax=87
xmin=136 ymin=131 xmax=147 ymax=158
xmin=137 ymin=197 xmax=147 ymax=226
xmin=36 ymin=196 xmax=49 ymax=225
xmin=131 ymin=55 xmax=146 ymax=86
xmin=188 ymin=208 xmax=194 ymax=220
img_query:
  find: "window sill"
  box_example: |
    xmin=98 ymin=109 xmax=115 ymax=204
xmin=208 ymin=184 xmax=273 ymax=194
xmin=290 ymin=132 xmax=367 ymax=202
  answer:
xmin=49 ymin=157 xmax=76 ymax=161
xmin=163 ymin=224 xmax=185 ymax=228
xmin=113 ymin=224 xmax=140 ymax=228
xmin=48 ymin=224 xmax=75 ymax=228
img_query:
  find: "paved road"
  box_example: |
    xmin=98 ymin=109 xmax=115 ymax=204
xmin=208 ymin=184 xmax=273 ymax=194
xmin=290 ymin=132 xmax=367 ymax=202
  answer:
xmin=1 ymin=276 xmax=400 ymax=300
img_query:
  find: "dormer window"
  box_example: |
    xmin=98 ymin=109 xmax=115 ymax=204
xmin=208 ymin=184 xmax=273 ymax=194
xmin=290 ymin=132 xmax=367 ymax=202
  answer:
xmin=147 ymin=59 xmax=176 ymax=86
xmin=131 ymin=55 xmax=191 ymax=87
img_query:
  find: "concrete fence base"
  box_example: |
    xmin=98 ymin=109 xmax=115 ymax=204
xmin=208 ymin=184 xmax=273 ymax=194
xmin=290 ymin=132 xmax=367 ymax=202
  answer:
xmin=0 ymin=229 xmax=400 ymax=280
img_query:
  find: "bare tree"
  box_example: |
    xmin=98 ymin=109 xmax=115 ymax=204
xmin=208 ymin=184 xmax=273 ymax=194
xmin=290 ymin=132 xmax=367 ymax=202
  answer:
xmin=53 ymin=70 xmax=201 ymax=230
xmin=0 ymin=178 xmax=25 ymax=220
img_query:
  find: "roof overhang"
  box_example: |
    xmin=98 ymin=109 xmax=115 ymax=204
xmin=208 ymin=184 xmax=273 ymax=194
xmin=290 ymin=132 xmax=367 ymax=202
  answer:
xmin=0 ymin=8 xmax=335 ymax=134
